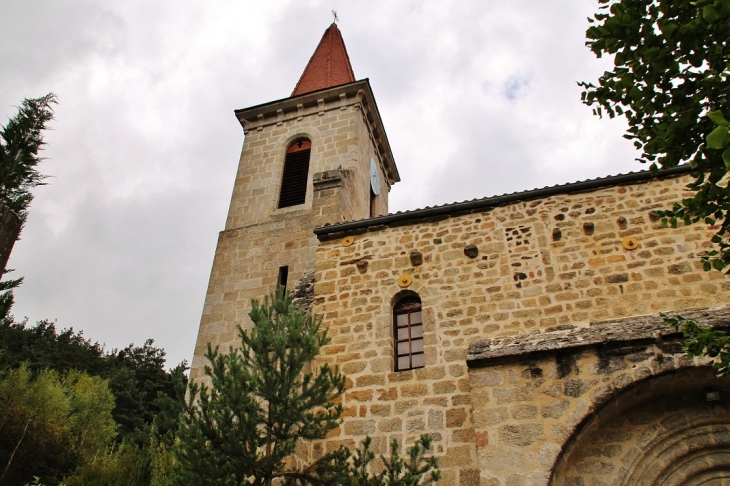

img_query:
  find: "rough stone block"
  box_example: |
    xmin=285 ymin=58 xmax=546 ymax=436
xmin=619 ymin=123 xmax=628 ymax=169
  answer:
xmin=446 ymin=408 xmax=468 ymax=428
xmin=335 ymin=413 xmax=373 ymax=435
xmin=378 ymin=417 xmax=402 ymax=432
xmin=401 ymin=383 xmax=429 ymax=397
xmin=494 ymin=385 xmax=534 ymax=404
xmin=498 ymin=424 xmax=545 ymax=447
xmin=473 ymin=408 xmax=508 ymax=427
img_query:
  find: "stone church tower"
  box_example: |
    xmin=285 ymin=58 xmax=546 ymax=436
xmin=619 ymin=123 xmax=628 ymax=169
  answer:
xmin=190 ymin=23 xmax=399 ymax=380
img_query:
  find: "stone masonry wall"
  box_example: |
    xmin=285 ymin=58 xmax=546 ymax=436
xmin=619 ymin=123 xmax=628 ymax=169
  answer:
xmin=311 ymin=173 xmax=730 ymax=485
xmin=226 ymin=93 xmax=389 ymax=231
xmin=191 ymin=173 xmax=338 ymax=380
xmin=550 ymin=366 xmax=730 ymax=485
xmin=191 ymin=87 xmax=392 ymax=380
xmin=469 ymin=338 xmax=729 ymax=485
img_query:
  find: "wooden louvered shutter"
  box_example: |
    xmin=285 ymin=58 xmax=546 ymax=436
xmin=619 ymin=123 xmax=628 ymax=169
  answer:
xmin=278 ymin=141 xmax=311 ymax=208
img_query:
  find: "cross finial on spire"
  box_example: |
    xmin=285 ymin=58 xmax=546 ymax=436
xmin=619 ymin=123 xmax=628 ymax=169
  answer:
xmin=332 ymin=10 xmax=339 ymax=23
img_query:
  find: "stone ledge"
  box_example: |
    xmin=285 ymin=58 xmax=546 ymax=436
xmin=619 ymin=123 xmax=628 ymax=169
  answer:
xmin=313 ymin=168 xmax=344 ymax=189
xmin=467 ymin=305 xmax=730 ymax=368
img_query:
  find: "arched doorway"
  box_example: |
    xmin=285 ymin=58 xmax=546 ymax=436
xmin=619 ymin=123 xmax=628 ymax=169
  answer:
xmin=551 ymin=367 xmax=730 ymax=485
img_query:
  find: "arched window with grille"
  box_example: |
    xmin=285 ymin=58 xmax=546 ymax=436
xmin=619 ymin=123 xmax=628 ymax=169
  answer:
xmin=393 ymin=295 xmax=424 ymax=371
xmin=278 ymin=139 xmax=311 ymax=208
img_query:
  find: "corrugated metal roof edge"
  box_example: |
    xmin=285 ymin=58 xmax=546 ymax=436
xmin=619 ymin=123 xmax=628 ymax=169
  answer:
xmin=314 ymin=165 xmax=694 ymax=239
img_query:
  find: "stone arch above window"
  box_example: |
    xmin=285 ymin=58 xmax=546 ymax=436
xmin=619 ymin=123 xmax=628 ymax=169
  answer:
xmin=278 ymin=138 xmax=311 ymax=208
xmin=393 ymin=294 xmax=424 ymax=372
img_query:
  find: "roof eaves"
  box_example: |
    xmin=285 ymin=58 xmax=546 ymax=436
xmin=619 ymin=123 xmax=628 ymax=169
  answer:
xmin=234 ymin=79 xmax=400 ymax=187
xmin=314 ymin=165 xmax=694 ymax=239
xmin=234 ymin=79 xmax=370 ymax=117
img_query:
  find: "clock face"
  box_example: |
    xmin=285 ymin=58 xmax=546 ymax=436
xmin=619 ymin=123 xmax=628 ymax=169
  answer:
xmin=369 ymin=157 xmax=381 ymax=196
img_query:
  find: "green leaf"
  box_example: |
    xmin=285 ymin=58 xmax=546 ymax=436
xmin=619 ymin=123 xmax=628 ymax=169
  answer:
xmin=713 ymin=258 xmax=725 ymax=270
xmin=707 ymin=126 xmax=730 ymax=149
xmin=660 ymin=22 xmax=679 ymax=39
xmin=579 ymin=0 xmax=730 ymax=289
xmin=708 ymin=111 xmax=730 ymax=127
xmin=703 ymin=5 xmax=721 ymax=22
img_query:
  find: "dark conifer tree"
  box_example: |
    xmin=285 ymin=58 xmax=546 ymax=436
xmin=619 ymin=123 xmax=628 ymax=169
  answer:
xmin=0 ymin=93 xmax=57 ymax=320
xmin=174 ymin=290 xmax=346 ymax=485
xmin=173 ymin=290 xmax=441 ymax=486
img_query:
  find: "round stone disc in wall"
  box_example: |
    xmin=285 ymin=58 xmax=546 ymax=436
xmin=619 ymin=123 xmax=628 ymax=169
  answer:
xmin=342 ymin=236 xmax=355 ymax=247
xmin=622 ymin=237 xmax=639 ymax=250
xmin=397 ymin=274 xmax=413 ymax=287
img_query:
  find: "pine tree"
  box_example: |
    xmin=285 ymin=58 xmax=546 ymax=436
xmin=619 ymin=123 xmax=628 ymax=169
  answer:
xmin=172 ymin=290 xmax=441 ymax=486
xmin=0 ymin=93 xmax=57 ymax=319
xmin=0 ymin=93 xmax=57 ymax=216
xmin=347 ymin=436 xmax=441 ymax=486
xmin=174 ymin=290 xmax=346 ymax=486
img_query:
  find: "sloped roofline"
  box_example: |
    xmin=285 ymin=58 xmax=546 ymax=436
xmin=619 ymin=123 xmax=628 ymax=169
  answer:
xmin=314 ymin=165 xmax=694 ymax=239
xmin=292 ymin=22 xmax=356 ymax=96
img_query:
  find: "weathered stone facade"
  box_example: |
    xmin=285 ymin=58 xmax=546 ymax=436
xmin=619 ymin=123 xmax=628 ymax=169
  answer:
xmin=468 ymin=307 xmax=730 ymax=485
xmin=309 ymin=172 xmax=730 ymax=484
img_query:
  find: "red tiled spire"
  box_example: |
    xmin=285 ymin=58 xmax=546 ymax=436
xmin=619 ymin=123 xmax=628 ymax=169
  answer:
xmin=291 ymin=23 xmax=356 ymax=96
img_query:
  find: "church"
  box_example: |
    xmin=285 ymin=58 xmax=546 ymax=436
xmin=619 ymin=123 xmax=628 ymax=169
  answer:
xmin=190 ymin=22 xmax=730 ymax=485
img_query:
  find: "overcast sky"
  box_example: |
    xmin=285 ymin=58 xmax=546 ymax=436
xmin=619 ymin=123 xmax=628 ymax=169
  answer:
xmin=0 ymin=0 xmax=641 ymax=368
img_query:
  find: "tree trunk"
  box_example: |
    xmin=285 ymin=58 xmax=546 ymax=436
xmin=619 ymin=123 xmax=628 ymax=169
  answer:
xmin=0 ymin=417 xmax=30 ymax=483
xmin=0 ymin=204 xmax=22 ymax=274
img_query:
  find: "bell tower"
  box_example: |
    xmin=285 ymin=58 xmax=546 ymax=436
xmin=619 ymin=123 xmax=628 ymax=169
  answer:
xmin=190 ymin=23 xmax=399 ymax=379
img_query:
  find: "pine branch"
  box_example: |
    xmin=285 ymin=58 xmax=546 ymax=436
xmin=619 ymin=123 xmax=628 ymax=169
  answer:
xmin=0 ymin=93 xmax=57 ymax=215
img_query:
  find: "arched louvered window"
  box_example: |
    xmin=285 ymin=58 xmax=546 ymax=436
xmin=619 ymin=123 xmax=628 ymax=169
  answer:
xmin=394 ymin=295 xmax=424 ymax=371
xmin=278 ymin=139 xmax=311 ymax=208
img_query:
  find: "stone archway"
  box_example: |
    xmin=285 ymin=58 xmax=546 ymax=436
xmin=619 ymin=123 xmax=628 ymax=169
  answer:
xmin=550 ymin=367 xmax=730 ymax=485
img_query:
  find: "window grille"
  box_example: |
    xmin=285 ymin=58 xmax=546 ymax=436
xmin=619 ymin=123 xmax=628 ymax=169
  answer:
xmin=393 ymin=296 xmax=424 ymax=371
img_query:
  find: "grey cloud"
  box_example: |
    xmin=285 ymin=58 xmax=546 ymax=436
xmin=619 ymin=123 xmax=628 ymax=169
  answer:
xmin=1 ymin=0 xmax=647 ymax=367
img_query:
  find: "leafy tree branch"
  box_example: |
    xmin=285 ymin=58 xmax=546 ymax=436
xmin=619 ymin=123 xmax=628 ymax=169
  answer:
xmin=665 ymin=313 xmax=730 ymax=376
xmin=579 ymin=0 xmax=730 ymax=270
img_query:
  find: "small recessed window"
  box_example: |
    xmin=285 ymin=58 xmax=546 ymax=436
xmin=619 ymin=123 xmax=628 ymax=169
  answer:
xmin=277 ymin=266 xmax=289 ymax=292
xmin=278 ymin=139 xmax=311 ymax=208
xmin=394 ymin=296 xmax=424 ymax=371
